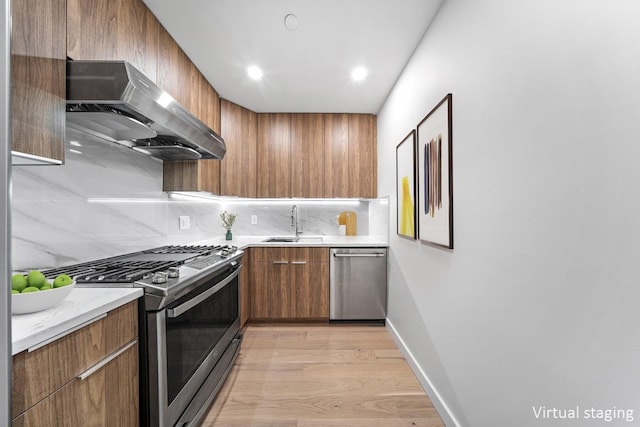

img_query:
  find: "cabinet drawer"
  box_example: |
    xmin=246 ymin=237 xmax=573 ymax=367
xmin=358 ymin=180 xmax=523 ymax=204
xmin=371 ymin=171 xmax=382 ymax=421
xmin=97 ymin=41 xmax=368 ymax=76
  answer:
xmin=12 ymin=341 xmax=139 ymax=427
xmin=251 ymin=247 xmax=328 ymax=262
xmin=12 ymin=301 xmax=138 ymax=417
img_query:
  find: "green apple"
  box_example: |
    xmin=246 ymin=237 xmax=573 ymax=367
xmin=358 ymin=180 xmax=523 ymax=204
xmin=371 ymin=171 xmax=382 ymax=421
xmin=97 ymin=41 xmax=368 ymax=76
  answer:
xmin=53 ymin=274 xmax=73 ymax=288
xmin=22 ymin=286 xmax=40 ymax=293
xmin=11 ymin=274 xmax=28 ymax=292
xmin=11 ymin=289 xmax=20 ymax=295
xmin=40 ymin=284 xmax=52 ymax=291
xmin=27 ymin=270 xmax=46 ymax=289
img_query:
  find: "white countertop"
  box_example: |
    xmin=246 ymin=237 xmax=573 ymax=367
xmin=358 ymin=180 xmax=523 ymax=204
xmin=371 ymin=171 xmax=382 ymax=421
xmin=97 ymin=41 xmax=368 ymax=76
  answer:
xmin=188 ymin=234 xmax=389 ymax=249
xmin=11 ymin=288 xmax=143 ymax=355
xmin=10 ymin=234 xmax=385 ymax=355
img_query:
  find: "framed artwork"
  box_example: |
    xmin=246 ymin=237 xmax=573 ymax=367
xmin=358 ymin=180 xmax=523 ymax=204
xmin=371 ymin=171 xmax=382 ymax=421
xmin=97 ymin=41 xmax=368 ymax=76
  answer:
xmin=396 ymin=130 xmax=416 ymax=239
xmin=416 ymin=93 xmax=453 ymax=249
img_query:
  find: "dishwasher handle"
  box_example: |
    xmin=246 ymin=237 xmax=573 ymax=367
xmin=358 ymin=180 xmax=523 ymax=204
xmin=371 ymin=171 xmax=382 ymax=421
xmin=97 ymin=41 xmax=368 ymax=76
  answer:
xmin=333 ymin=253 xmax=385 ymax=258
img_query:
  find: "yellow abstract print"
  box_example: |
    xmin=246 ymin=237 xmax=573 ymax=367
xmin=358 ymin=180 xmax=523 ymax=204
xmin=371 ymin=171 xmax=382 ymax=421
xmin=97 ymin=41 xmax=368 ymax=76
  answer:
xmin=400 ymin=176 xmax=415 ymax=237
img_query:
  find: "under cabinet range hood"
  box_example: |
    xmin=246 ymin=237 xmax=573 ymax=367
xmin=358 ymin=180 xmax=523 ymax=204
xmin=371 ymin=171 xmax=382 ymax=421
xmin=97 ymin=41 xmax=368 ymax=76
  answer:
xmin=66 ymin=60 xmax=226 ymax=161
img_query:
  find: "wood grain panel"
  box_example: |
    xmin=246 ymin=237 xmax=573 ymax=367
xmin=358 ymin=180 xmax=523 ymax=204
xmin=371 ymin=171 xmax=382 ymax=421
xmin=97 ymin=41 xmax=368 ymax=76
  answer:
xmin=221 ymin=99 xmax=258 ymax=197
xmin=240 ymin=248 xmax=252 ymax=327
xmin=11 ymin=0 xmax=66 ymax=162
xmin=11 ymin=340 xmax=52 ymax=416
xmin=12 ymin=302 xmax=139 ymax=422
xmin=49 ymin=318 xmax=105 ymax=392
xmin=349 ymin=114 xmax=377 ymax=198
xmin=67 ymin=0 xmax=158 ymax=82
xmin=323 ymin=114 xmax=349 ymax=198
xmin=257 ymin=113 xmax=291 ymax=198
xmin=290 ymin=114 xmax=325 ymax=198
xmin=51 ymin=369 xmax=106 ymax=426
xmin=104 ymin=300 xmax=137 ymax=355
xmin=156 ymin=25 xmax=192 ymax=109
xmin=163 ymin=160 xmax=198 ymax=191
xmin=105 ymin=343 xmax=139 ymax=427
xmin=11 ymin=393 xmax=52 ymax=427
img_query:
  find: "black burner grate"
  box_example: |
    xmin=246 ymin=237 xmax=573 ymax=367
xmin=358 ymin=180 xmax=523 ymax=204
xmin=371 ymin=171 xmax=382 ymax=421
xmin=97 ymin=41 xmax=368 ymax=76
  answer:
xmin=42 ymin=245 xmax=223 ymax=283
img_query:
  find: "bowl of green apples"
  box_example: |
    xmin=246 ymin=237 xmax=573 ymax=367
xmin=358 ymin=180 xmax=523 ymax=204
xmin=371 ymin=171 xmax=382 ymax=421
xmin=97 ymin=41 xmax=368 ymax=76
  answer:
xmin=11 ymin=271 xmax=75 ymax=314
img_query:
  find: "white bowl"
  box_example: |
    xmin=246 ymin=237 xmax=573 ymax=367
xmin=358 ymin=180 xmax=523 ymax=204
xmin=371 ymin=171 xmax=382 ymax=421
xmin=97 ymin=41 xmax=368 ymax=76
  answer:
xmin=12 ymin=282 xmax=75 ymax=314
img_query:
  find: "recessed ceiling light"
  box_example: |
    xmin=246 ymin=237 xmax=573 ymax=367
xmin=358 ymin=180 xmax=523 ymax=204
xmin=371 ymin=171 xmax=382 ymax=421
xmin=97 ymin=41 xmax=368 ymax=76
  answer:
xmin=247 ymin=65 xmax=263 ymax=80
xmin=351 ymin=67 xmax=368 ymax=82
xmin=284 ymin=14 xmax=299 ymax=31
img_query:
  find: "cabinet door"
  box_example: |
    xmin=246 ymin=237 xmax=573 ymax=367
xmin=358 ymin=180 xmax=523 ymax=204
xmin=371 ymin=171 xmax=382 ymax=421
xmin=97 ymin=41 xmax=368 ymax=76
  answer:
xmin=250 ymin=247 xmax=293 ymax=319
xmin=290 ymin=248 xmax=329 ymax=319
xmin=156 ymin=25 xmax=192 ymax=109
xmin=11 ymin=0 xmax=66 ymax=163
xmin=349 ymin=114 xmax=377 ymax=198
xmin=257 ymin=114 xmax=291 ymax=198
xmin=291 ymin=114 xmax=325 ymax=198
xmin=323 ymin=113 xmax=349 ymax=198
xmin=67 ymin=0 xmax=159 ymax=82
xmin=221 ymin=100 xmax=257 ymax=197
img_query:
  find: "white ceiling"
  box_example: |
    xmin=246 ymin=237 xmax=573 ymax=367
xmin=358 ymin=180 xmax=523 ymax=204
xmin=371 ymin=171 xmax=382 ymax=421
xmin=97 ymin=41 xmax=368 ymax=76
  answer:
xmin=143 ymin=0 xmax=443 ymax=114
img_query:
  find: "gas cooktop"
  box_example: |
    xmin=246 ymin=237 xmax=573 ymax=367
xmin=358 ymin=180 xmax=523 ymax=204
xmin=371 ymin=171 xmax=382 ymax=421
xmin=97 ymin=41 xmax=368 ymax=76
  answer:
xmin=41 ymin=244 xmax=238 ymax=284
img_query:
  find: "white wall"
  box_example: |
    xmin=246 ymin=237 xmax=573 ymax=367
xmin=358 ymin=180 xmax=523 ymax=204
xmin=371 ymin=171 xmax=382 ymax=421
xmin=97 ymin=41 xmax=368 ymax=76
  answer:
xmin=378 ymin=1 xmax=640 ymax=426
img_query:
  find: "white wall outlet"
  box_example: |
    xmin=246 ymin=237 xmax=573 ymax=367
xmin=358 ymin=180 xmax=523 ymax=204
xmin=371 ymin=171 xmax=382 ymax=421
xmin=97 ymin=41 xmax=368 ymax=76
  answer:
xmin=251 ymin=215 xmax=258 ymax=225
xmin=179 ymin=216 xmax=191 ymax=230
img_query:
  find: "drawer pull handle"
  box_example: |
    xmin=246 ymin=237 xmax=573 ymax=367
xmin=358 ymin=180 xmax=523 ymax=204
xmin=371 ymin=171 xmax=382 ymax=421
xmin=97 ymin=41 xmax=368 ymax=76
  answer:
xmin=77 ymin=339 xmax=137 ymax=381
xmin=290 ymin=261 xmax=307 ymax=265
xmin=272 ymin=261 xmax=289 ymax=265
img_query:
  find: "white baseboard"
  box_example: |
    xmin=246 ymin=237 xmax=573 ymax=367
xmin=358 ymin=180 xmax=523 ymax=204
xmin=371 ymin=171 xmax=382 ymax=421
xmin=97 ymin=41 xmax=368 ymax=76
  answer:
xmin=386 ymin=319 xmax=462 ymax=427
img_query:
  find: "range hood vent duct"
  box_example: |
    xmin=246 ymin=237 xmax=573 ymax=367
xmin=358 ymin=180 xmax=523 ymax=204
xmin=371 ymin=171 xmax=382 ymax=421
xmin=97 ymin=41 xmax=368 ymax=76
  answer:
xmin=66 ymin=60 xmax=225 ymax=161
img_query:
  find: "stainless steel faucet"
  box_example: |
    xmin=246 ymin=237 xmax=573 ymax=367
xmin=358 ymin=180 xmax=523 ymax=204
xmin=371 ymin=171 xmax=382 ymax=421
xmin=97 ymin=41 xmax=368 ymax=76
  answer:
xmin=291 ymin=205 xmax=301 ymax=237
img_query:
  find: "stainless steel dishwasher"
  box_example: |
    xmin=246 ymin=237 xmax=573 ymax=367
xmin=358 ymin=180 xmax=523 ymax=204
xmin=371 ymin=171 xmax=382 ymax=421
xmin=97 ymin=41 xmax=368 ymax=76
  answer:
xmin=330 ymin=248 xmax=388 ymax=321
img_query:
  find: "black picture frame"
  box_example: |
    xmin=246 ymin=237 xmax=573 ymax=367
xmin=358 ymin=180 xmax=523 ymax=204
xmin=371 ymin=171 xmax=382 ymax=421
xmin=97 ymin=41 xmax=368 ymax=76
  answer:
xmin=416 ymin=94 xmax=453 ymax=249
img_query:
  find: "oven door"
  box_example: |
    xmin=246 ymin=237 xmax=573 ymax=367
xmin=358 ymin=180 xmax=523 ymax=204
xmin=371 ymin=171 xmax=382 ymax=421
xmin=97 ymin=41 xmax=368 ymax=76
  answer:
xmin=147 ymin=263 xmax=241 ymax=427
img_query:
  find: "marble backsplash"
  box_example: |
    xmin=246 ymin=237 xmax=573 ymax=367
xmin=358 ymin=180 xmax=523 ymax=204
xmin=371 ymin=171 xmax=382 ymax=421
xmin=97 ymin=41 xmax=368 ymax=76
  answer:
xmin=11 ymin=130 xmax=388 ymax=270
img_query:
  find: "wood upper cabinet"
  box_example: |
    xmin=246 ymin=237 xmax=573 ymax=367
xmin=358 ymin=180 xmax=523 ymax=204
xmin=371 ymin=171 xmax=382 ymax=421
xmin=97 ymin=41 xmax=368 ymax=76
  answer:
xmin=291 ymin=114 xmax=325 ymax=198
xmin=12 ymin=301 xmax=139 ymax=426
xmin=324 ymin=113 xmax=377 ymax=198
xmin=349 ymin=114 xmax=377 ymax=198
xmin=250 ymin=247 xmax=329 ymax=320
xmin=11 ymin=0 xmax=66 ymax=164
xmin=221 ymin=99 xmax=257 ymax=197
xmin=257 ymin=114 xmax=291 ymax=198
xmin=163 ymin=63 xmax=222 ymax=193
xmin=324 ymin=114 xmax=350 ymax=198
xmin=67 ymin=0 xmax=159 ymax=82
xmin=156 ymin=25 xmax=192 ymax=108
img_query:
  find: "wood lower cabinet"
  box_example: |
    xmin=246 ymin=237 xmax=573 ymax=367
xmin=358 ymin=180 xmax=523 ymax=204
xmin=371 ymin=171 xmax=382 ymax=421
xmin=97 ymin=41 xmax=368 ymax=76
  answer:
xmin=11 ymin=0 xmax=66 ymax=164
xmin=240 ymin=248 xmax=251 ymax=327
xmin=12 ymin=301 xmax=139 ymax=426
xmin=250 ymin=247 xmax=329 ymax=320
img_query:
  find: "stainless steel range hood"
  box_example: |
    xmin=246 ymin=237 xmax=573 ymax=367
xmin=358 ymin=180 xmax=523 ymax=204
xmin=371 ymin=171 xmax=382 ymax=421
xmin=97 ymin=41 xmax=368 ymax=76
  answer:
xmin=66 ymin=60 xmax=226 ymax=161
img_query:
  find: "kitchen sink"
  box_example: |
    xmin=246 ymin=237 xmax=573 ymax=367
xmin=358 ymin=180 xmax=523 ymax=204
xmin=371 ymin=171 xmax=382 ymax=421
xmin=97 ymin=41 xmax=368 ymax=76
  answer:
xmin=264 ymin=237 xmax=299 ymax=242
xmin=263 ymin=236 xmax=324 ymax=243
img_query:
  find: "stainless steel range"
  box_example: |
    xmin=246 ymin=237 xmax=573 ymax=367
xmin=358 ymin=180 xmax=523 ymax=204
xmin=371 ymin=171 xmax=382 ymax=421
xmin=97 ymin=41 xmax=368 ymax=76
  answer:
xmin=43 ymin=244 xmax=243 ymax=427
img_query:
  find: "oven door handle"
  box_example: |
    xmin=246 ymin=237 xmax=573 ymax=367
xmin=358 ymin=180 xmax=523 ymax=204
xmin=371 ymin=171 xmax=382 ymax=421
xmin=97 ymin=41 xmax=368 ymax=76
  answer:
xmin=167 ymin=265 xmax=242 ymax=319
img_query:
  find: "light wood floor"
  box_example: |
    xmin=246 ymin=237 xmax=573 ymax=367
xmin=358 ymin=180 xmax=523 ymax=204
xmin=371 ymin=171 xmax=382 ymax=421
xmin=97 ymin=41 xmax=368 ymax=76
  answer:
xmin=202 ymin=323 xmax=445 ymax=427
